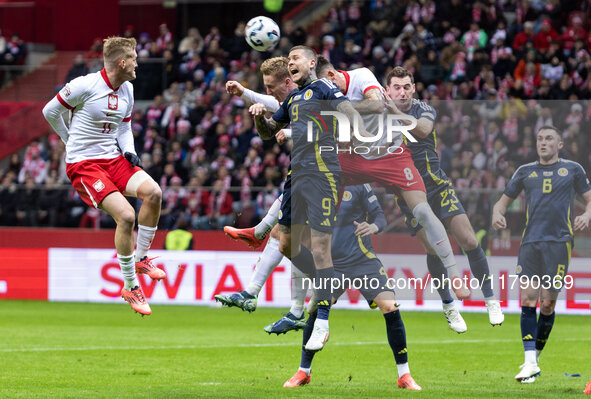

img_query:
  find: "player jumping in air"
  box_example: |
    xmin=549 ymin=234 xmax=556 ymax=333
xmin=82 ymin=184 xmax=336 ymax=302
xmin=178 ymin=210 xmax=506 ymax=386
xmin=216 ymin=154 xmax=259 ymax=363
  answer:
xmin=251 ymin=45 xmax=367 ymax=352
xmin=492 ymin=125 xmax=591 ymax=382
xmin=284 ymin=184 xmax=421 ymax=391
xmin=42 ymin=37 xmax=165 ymax=316
xmin=383 ymin=66 xmax=504 ymax=330
xmin=224 ymin=57 xmax=473 ymax=333
xmin=216 ymin=57 xmax=309 ymax=332
xmin=316 ymin=58 xmax=472 ymax=316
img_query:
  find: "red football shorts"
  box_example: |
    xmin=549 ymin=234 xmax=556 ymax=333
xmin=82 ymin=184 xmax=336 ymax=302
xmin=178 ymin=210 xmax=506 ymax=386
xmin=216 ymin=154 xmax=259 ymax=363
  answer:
xmin=66 ymin=155 xmax=142 ymax=208
xmin=338 ymin=144 xmax=425 ymax=195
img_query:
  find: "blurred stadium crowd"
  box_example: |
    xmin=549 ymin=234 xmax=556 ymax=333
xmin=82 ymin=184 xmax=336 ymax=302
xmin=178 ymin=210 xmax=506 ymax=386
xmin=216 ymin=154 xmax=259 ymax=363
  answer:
xmin=1 ymin=0 xmax=590 ymax=232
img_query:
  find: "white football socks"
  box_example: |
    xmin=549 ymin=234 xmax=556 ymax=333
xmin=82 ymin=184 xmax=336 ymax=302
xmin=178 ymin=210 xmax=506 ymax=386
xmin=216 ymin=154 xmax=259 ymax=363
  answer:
xmin=290 ymin=265 xmax=308 ymax=318
xmin=525 ymin=350 xmax=536 ymax=364
xmin=397 ymin=362 xmax=410 ymax=378
xmin=245 ymin=237 xmax=284 ymax=296
xmin=136 ymin=224 xmax=157 ymax=262
xmin=412 ymin=202 xmax=461 ymax=278
xmin=118 ymin=253 xmax=139 ymax=290
xmin=254 ymin=195 xmax=282 ymax=239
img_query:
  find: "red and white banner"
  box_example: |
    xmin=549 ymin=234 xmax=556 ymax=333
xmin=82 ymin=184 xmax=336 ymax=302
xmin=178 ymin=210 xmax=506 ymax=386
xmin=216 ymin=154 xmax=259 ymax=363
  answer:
xmin=41 ymin=249 xmax=591 ymax=314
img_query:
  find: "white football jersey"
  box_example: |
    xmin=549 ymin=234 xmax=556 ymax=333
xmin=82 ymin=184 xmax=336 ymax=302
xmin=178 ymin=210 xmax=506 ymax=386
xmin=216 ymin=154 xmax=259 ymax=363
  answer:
xmin=341 ymin=68 xmax=403 ymax=159
xmin=57 ymin=69 xmax=134 ymax=163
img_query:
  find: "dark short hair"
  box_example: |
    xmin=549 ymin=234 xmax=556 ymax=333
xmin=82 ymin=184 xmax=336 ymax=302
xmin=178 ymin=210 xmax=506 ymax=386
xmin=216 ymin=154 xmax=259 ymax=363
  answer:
xmin=386 ymin=66 xmax=414 ymax=85
xmin=537 ymin=125 xmax=562 ymax=140
xmin=315 ymin=55 xmax=334 ymax=77
xmin=289 ymin=45 xmax=317 ymax=63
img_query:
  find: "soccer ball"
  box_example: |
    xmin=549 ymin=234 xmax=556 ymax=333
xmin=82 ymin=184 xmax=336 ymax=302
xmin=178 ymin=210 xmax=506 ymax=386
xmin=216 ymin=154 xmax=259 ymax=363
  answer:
xmin=245 ymin=16 xmax=280 ymax=52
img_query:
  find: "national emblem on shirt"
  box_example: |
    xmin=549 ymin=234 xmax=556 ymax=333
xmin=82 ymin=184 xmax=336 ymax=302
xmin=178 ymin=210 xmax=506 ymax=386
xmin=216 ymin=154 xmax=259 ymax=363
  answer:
xmin=93 ymin=179 xmax=105 ymax=192
xmin=558 ymin=167 xmax=568 ymax=177
xmin=61 ymin=85 xmax=71 ymax=98
xmin=108 ymin=94 xmax=118 ymax=110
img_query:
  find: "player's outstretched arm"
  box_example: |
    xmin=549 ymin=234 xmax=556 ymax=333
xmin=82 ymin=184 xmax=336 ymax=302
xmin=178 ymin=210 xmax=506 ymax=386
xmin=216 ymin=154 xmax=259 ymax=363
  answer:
xmin=229 ymin=81 xmax=281 ymax=113
xmin=491 ymin=194 xmax=514 ymax=230
xmin=42 ymin=97 xmax=70 ymax=144
xmin=574 ymin=190 xmax=591 ymax=231
xmin=250 ymin=103 xmax=286 ymax=140
xmin=225 ymin=80 xmax=245 ymax=96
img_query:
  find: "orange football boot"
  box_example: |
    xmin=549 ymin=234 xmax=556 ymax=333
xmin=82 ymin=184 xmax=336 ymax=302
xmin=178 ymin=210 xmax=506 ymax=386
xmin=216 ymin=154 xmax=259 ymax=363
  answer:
xmin=283 ymin=370 xmax=311 ymax=388
xmin=223 ymin=226 xmax=264 ymax=249
xmin=135 ymin=256 xmax=166 ymax=280
xmin=397 ymin=373 xmax=422 ymax=391
xmin=121 ymin=286 xmax=151 ymax=315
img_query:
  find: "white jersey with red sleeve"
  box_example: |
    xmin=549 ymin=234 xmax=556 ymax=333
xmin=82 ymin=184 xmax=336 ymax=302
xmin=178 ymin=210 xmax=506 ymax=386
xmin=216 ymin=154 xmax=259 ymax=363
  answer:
xmin=50 ymin=69 xmax=134 ymax=163
xmin=341 ymin=67 xmax=403 ymax=160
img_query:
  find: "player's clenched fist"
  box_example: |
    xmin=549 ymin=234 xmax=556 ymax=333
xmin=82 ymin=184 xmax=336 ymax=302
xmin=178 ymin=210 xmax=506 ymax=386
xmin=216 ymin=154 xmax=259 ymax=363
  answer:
xmin=124 ymin=152 xmax=142 ymax=168
xmin=249 ymin=103 xmax=267 ymax=117
xmin=491 ymin=212 xmax=506 ymax=230
xmin=226 ymin=80 xmax=245 ymax=96
xmin=275 ymin=130 xmax=287 ymax=145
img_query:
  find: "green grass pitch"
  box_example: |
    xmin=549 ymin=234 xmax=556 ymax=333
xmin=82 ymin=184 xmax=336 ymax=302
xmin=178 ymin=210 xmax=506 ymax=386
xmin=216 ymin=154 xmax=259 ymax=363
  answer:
xmin=0 ymin=300 xmax=589 ymax=398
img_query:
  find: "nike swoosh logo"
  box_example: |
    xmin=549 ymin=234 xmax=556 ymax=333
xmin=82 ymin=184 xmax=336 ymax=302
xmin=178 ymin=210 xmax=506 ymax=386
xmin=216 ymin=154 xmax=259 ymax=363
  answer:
xmin=104 ymin=112 xmax=114 ymax=117
xmin=406 ymin=181 xmax=418 ymax=186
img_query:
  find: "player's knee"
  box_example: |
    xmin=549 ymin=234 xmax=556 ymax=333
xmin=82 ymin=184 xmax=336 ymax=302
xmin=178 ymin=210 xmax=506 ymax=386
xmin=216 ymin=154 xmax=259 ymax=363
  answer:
xmin=116 ymin=209 xmax=136 ymax=229
xmin=145 ymin=184 xmax=162 ymax=206
xmin=378 ymin=301 xmax=398 ymax=314
xmin=270 ymin=226 xmax=280 ymax=240
xmin=520 ymin=297 xmax=537 ymax=307
xmin=459 ymin=235 xmax=479 ymax=251
xmin=311 ymin=240 xmax=331 ymax=265
xmin=412 ymin=202 xmax=432 ymax=225
xmin=540 ymin=300 xmax=555 ymax=315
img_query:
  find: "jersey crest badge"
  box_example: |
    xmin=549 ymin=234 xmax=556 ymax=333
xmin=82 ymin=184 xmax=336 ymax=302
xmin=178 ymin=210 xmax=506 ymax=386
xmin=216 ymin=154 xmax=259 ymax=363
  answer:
xmin=304 ymin=89 xmax=313 ymax=100
xmin=342 ymin=191 xmax=352 ymax=201
xmin=558 ymin=168 xmax=568 ymax=176
xmin=61 ymin=85 xmax=71 ymax=98
xmin=93 ymin=179 xmax=105 ymax=192
xmin=108 ymin=94 xmax=118 ymax=110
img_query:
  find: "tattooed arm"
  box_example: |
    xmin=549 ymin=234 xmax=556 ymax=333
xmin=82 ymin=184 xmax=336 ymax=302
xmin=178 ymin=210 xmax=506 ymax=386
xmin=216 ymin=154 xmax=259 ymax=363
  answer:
xmin=250 ymin=103 xmax=287 ymax=140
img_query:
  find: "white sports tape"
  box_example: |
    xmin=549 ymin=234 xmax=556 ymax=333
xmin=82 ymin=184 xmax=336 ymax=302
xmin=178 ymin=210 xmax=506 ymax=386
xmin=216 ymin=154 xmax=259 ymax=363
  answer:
xmin=125 ymin=170 xmax=152 ymax=197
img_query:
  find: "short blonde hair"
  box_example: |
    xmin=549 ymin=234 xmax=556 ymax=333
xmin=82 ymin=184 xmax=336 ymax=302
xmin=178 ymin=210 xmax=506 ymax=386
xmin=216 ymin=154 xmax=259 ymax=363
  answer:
xmin=260 ymin=57 xmax=289 ymax=80
xmin=103 ymin=36 xmax=136 ymax=68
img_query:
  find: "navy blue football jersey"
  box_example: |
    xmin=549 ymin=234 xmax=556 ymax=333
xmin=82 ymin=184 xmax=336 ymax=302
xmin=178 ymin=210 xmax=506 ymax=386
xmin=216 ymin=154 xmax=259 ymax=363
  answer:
xmin=332 ymin=184 xmax=387 ymax=267
xmin=272 ymin=78 xmax=346 ymax=173
xmin=504 ymin=159 xmax=591 ymax=244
